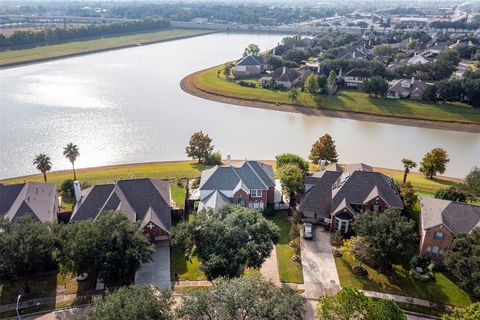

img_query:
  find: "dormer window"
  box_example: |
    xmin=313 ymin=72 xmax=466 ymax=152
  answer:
xmin=251 ymin=190 xmax=263 ymax=197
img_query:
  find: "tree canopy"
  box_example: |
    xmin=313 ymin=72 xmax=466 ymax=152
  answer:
xmin=317 ymin=288 xmax=406 ymax=320
xmin=463 ymin=166 xmax=480 ymax=200
xmin=443 ymin=303 xmax=480 ymax=320
xmin=185 ymin=131 xmax=215 ymax=164
xmin=176 ymin=274 xmax=305 ymax=319
xmin=77 ymin=285 xmax=173 ymax=320
xmin=419 ymin=148 xmax=450 ymax=178
xmin=305 ymin=73 xmax=319 ymax=95
xmin=243 ymin=43 xmax=260 ymax=57
xmin=309 ymin=134 xmax=339 ymax=164
xmin=434 ymin=186 xmax=467 ymax=203
xmin=275 ymin=153 xmax=309 ymax=174
xmin=353 ymin=209 xmax=417 ymax=270
xmin=33 ymin=153 xmax=52 ymax=182
xmin=171 ymin=205 xmax=279 ymax=279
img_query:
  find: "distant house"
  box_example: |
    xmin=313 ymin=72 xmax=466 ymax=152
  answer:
xmin=343 ymin=68 xmax=373 ymax=89
xmin=388 ymin=38 xmax=410 ymax=50
xmin=300 ymin=163 xmax=404 ymax=233
xmin=261 ymin=67 xmax=302 ymax=89
xmin=407 ymin=54 xmax=429 ymax=65
xmin=419 ymin=198 xmax=480 ymax=260
xmin=198 ymin=156 xmax=276 ymax=212
xmin=234 ymin=55 xmax=265 ymax=78
xmin=70 ymin=178 xmax=172 ymax=242
xmin=427 ymin=42 xmax=449 ymax=54
xmin=336 ymin=46 xmax=370 ymax=60
xmin=0 ymin=182 xmax=59 ymax=224
xmin=387 ymin=77 xmax=427 ymax=100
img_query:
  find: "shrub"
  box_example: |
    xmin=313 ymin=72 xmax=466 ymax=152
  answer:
xmin=410 ymin=255 xmax=435 ymax=281
xmin=330 ymin=232 xmax=343 ymax=247
xmin=238 ymin=80 xmax=256 ymax=88
xmin=289 ymin=223 xmax=300 ymax=240
xmin=352 ymin=264 xmax=368 ymax=276
xmin=205 ymin=151 xmax=222 ymax=165
xmin=59 ymin=179 xmax=75 ymax=201
xmin=289 ymin=239 xmax=299 ymax=248
xmin=291 ymin=255 xmax=301 ymax=263
xmin=332 ymin=249 xmax=343 ymax=257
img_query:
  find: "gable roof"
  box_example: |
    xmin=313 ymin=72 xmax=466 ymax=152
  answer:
xmin=199 ymin=160 xmax=275 ymax=191
xmin=198 ymin=190 xmax=232 ymax=212
xmin=236 ymin=55 xmax=263 ymax=66
xmin=388 ymin=78 xmax=427 ymax=94
xmin=300 ymin=171 xmax=343 ymax=219
xmin=0 ymin=182 xmax=58 ymax=223
xmin=71 ymin=178 xmax=172 ymax=232
xmin=271 ymin=67 xmax=301 ymax=83
xmin=344 ymin=68 xmax=373 ymax=78
xmin=421 ymin=197 xmax=480 ymax=235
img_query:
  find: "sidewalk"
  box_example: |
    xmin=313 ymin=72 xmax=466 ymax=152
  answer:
xmin=361 ymin=290 xmax=454 ymax=312
xmin=260 ymin=246 xmax=281 ymax=285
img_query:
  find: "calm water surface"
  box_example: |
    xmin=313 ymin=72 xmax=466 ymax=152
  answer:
xmin=0 ymin=33 xmax=479 ymax=179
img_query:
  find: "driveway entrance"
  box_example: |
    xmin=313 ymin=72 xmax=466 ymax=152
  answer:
xmin=135 ymin=241 xmax=171 ymax=289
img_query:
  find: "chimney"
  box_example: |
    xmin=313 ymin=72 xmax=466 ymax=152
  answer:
xmin=411 ymin=76 xmax=415 ymax=83
xmin=320 ymin=160 xmax=326 ymax=171
xmin=317 ymin=65 xmax=320 ymax=74
xmin=73 ymin=180 xmax=82 ymax=203
xmin=353 ymin=51 xmax=356 ymax=59
xmin=273 ymin=47 xmax=276 ymax=55
xmin=226 ymin=154 xmax=231 ymax=167
xmin=282 ymin=66 xmax=286 ymax=75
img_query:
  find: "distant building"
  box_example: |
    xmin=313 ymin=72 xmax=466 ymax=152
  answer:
xmin=261 ymin=66 xmax=302 ymax=89
xmin=343 ymin=68 xmax=373 ymax=89
xmin=234 ymin=55 xmax=266 ymax=78
xmin=0 ymin=182 xmax=59 ymax=224
xmin=419 ymin=198 xmax=480 ymax=260
xmin=388 ymin=78 xmax=427 ymax=100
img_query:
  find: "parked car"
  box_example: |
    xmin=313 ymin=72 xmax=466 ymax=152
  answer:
xmin=303 ymin=223 xmax=313 ymax=239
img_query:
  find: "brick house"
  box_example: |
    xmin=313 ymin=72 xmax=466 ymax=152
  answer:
xmin=419 ymin=197 xmax=480 ymax=260
xmin=70 ymin=178 xmax=172 ymax=242
xmin=387 ymin=77 xmax=427 ymax=100
xmin=198 ymin=156 xmax=276 ymax=212
xmin=343 ymin=68 xmax=373 ymax=89
xmin=300 ymin=163 xmax=404 ymax=233
xmin=234 ymin=55 xmax=266 ymax=78
xmin=0 ymin=182 xmax=59 ymax=224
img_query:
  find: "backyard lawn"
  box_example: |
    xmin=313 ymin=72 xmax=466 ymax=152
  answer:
xmin=170 ymin=246 xmax=206 ymax=281
xmin=270 ymin=211 xmax=304 ymax=284
xmin=170 ymin=180 xmax=187 ymax=209
xmin=193 ymin=65 xmax=480 ymax=125
xmin=334 ymin=255 xmax=473 ymax=307
xmin=0 ymin=28 xmax=213 ymax=66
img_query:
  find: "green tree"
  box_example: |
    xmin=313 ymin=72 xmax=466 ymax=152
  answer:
xmin=318 ymin=75 xmax=328 ymax=91
xmin=401 ymin=158 xmax=417 ymax=183
xmin=288 ymin=87 xmax=300 ymax=102
xmin=305 ymin=73 xmax=319 ymax=95
xmin=243 ymin=43 xmax=260 ymax=57
xmin=419 ymin=148 xmax=450 ymax=178
xmin=434 ymin=186 xmax=467 ymax=202
xmin=354 ymin=209 xmax=417 ymax=270
xmin=363 ymin=76 xmax=388 ymax=97
xmin=171 ymin=206 xmax=279 ymax=280
xmin=63 ymin=143 xmax=80 ymax=180
xmin=373 ymin=44 xmax=394 ymax=57
xmin=444 ymin=228 xmax=480 ymax=299
xmin=176 ymin=274 xmax=305 ymax=319
xmin=77 ymin=286 xmax=173 ymax=320
xmin=317 ymin=288 xmax=406 ymax=320
xmin=400 ymin=182 xmax=418 ymax=209
xmin=407 ymin=39 xmax=418 ymax=50
xmin=356 ymin=21 xmax=369 ymax=31
xmin=275 ymin=153 xmax=309 ymax=174
xmin=33 ymin=153 xmax=52 ymax=182
xmin=0 ymin=217 xmax=55 ymax=293
xmin=463 ymin=166 xmax=480 ymax=200
xmin=443 ymin=303 xmax=480 ymax=320
xmin=423 ymin=84 xmax=437 ymax=103
xmin=309 ymin=134 xmax=339 ymax=164
xmin=185 ymin=131 xmax=214 ymax=164
xmin=327 ymin=69 xmax=337 ymax=86
xmin=59 ymin=179 xmax=75 ymax=201
xmin=279 ymin=164 xmax=304 ymax=206
xmin=341 ymin=236 xmax=374 ymax=268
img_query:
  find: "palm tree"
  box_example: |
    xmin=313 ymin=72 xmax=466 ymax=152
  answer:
xmin=401 ymin=158 xmax=417 ymax=183
xmin=63 ymin=143 xmax=80 ymax=180
xmin=33 ymin=154 xmax=52 ymax=182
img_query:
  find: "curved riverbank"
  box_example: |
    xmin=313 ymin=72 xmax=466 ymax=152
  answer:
xmin=181 ymin=66 xmax=480 ymax=133
xmin=0 ymin=29 xmax=218 ymax=69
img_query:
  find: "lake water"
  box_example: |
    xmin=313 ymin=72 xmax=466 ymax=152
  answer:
xmin=0 ymin=32 xmax=479 ymax=179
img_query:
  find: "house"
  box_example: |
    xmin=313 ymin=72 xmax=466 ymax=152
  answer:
xmin=419 ymin=198 xmax=480 ymax=260
xmin=0 ymin=182 xmax=59 ymax=224
xmin=234 ymin=55 xmax=265 ymax=78
xmin=343 ymin=68 xmax=373 ymax=89
xmin=387 ymin=77 xmax=427 ymax=100
xmin=300 ymin=163 xmax=404 ymax=233
xmin=407 ymin=54 xmax=429 ymax=65
xmin=268 ymin=66 xmax=302 ymax=89
xmin=336 ymin=46 xmax=370 ymax=60
xmin=70 ymin=178 xmax=172 ymax=242
xmin=198 ymin=156 xmax=276 ymax=212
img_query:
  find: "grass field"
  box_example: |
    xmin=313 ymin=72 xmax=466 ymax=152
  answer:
xmin=170 ymin=246 xmax=206 ymax=281
xmin=193 ymin=66 xmax=480 ymax=124
xmin=0 ymin=28 xmax=213 ymax=66
xmin=270 ymin=211 xmax=304 ymax=284
xmin=334 ymin=255 xmax=473 ymax=307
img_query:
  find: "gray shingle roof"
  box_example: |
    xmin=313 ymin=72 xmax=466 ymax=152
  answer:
xmin=198 ymin=190 xmax=232 ymax=212
xmin=236 ymin=55 xmax=263 ymax=66
xmin=199 ymin=161 xmax=275 ymax=191
xmin=0 ymin=182 xmax=58 ymax=223
xmin=344 ymin=68 xmax=373 ymax=78
xmin=421 ymin=197 xmax=480 ymax=235
xmin=300 ymin=171 xmax=342 ymax=219
xmin=71 ymin=178 xmax=171 ymax=232
xmin=271 ymin=67 xmax=301 ymax=82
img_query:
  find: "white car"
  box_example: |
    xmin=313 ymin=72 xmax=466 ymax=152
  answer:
xmin=303 ymin=223 xmax=313 ymax=240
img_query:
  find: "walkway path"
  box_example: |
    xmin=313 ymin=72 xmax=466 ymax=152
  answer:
xmin=301 ymin=227 xmax=341 ymax=299
xmin=362 ymin=290 xmax=454 ymax=312
xmin=260 ymin=246 xmax=281 ymax=285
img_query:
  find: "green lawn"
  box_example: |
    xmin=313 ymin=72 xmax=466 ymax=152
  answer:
xmin=0 ymin=28 xmax=213 ymax=66
xmin=334 ymin=256 xmax=473 ymax=307
xmin=270 ymin=211 xmax=304 ymax=284
xmin=193 ymin=65 xmax=480 ymax=125
xmin=170 ymin=180 xmax=187 ymax=209
xmin=170 ymin=246 xmax=206 ymax=281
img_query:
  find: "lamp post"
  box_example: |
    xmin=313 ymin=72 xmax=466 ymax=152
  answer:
xmin=16 ymin=294 xmax=22 ymax=319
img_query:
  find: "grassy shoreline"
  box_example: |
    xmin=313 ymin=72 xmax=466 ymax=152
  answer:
xmin=182 ymin=65 xmax=480 ymax=131
xmin=0 ymin=28 xmax=216 ymax=68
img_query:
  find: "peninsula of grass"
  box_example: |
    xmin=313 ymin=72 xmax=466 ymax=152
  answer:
xmin=0 ymin=28 xmax=214 ymax=67
xmin=190 ymin=65 xmax=480 ymax=126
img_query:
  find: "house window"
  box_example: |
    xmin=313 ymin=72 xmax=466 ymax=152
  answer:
xmin=237 ymin=196 xmax=245 ymax=206
xmin=372 ymin=205 xmax=380 ymax=212
xmin=432 ymin=246 xmax=439 ymax=254
xmin=251 ymin=190 xmax=263 ymax=197
xmin=439 ymin=249 xmax=444 ymax=256
xmin=426 ymin=246 xmax=432 ymax=252
xmin=433 ymin=232 xmax=444 ymax=241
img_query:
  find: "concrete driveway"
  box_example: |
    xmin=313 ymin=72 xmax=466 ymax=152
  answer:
xmin=301 ymin=226 xmax=340 ymax=299
xmin=135 ymin=241 xmax=171 ymax=290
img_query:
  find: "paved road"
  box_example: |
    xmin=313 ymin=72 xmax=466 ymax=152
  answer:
xmin=135 ymin=241 xmax=171 ymax=289
xmin=301 ymin=226 xmax=341 ymax=299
